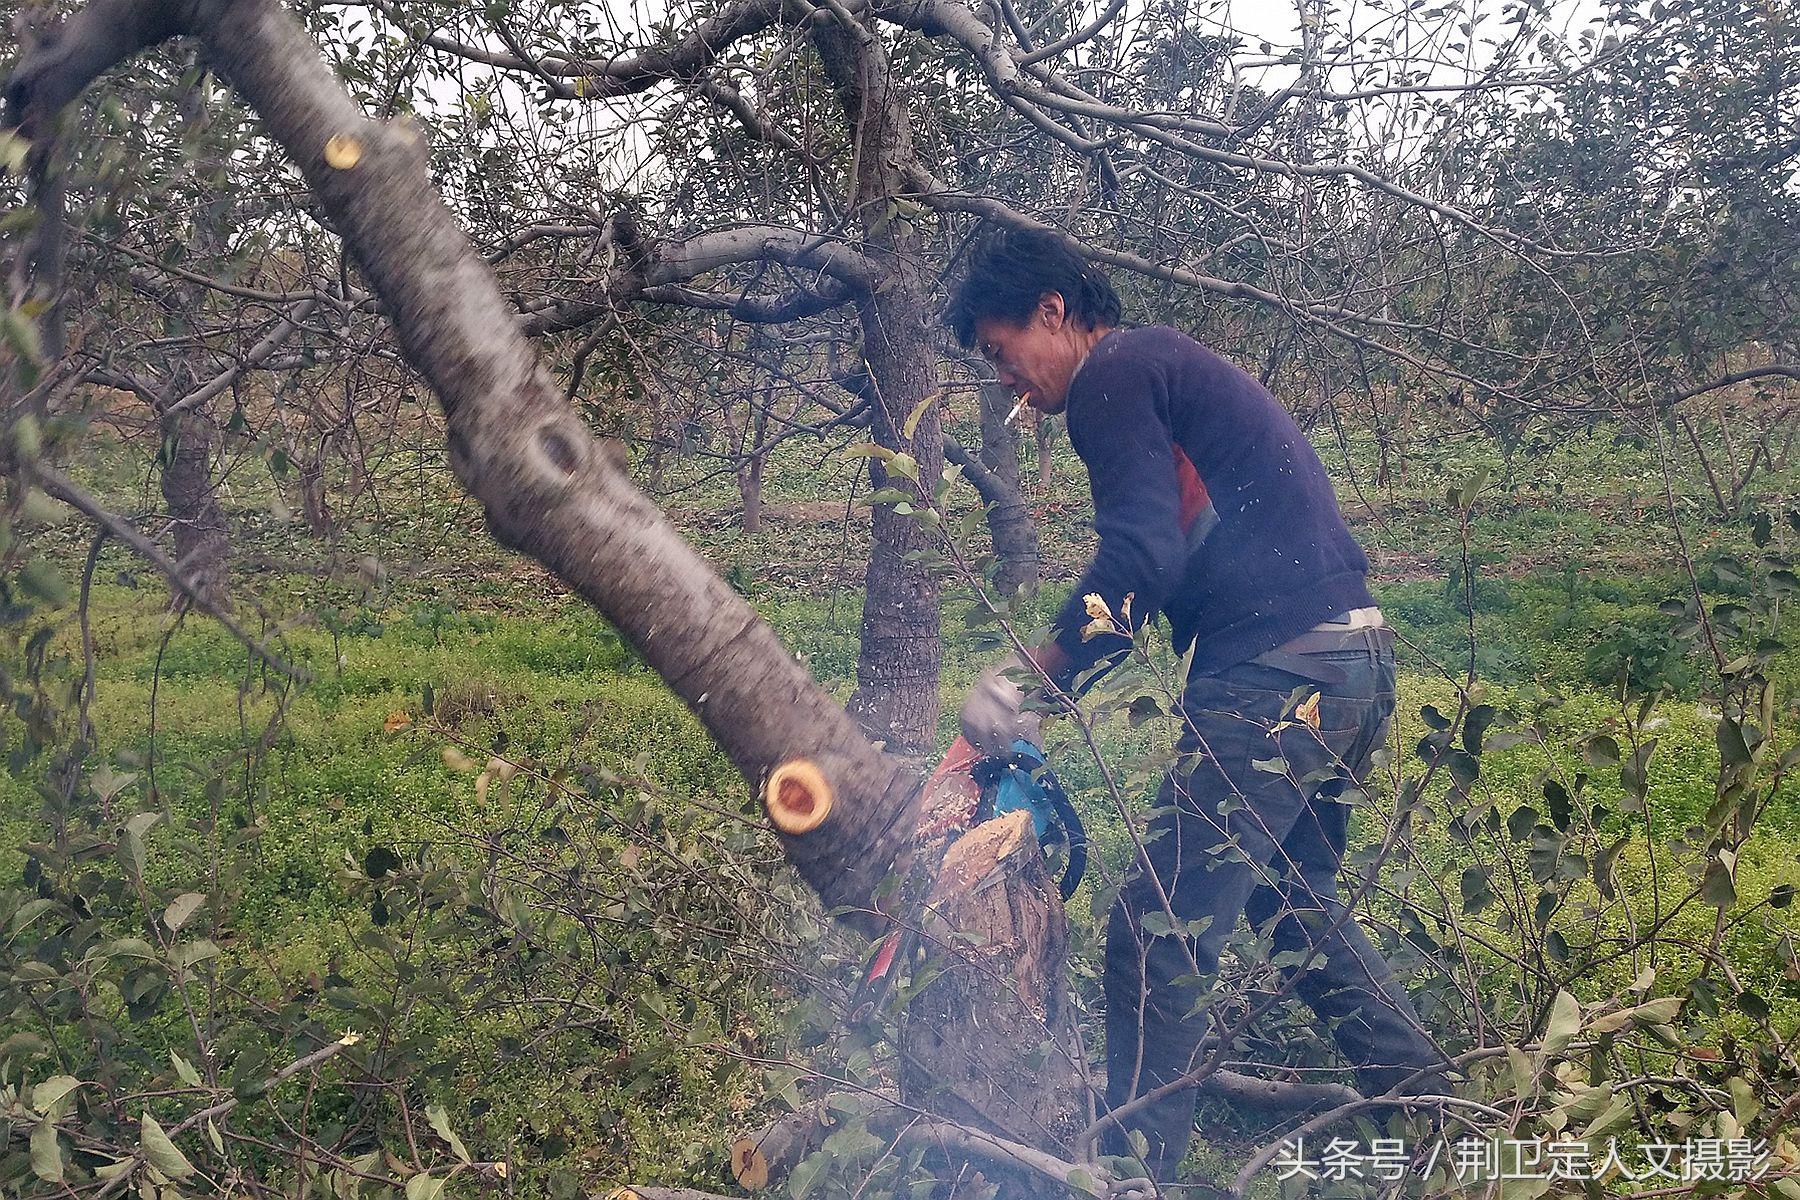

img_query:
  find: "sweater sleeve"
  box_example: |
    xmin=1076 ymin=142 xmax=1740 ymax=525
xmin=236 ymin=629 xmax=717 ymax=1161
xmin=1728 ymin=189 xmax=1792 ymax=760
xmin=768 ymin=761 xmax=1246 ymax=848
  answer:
xmin=1050 ymin=350 xmax=1188 ymax=688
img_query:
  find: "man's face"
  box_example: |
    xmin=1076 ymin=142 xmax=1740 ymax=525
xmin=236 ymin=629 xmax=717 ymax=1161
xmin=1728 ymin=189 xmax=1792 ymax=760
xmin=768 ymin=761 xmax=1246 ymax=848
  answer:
xmin=973 ymin=293 xmax=1081 ymax=416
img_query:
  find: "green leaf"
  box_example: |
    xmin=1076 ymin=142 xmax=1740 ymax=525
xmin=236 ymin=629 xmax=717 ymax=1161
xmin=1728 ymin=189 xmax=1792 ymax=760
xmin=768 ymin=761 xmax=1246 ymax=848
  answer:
xmin=31 ymin=1119 xmax=62 ymax=1182
xmin=405 ymin=1173 xmax=445 ymax=1200
xmin=178 ymin=940 xmax=221 ymax=968
xmin=1735 ymin=989 xmax=1770 ymax=1021
xmin=140 ymin=1112 xmax=193 ymax=1180
xmin=1462 ymin=704 xmax=1497 ymax=754
xmin=1577 ymin=1090 xmax=1635 ymax=1140
xmin=11 ymin=897 xmax=58 ymax=934
xmin=901 ymin=395 xmax=935 ymax=440
xmin=1717 ymin=717 xmax=1754 ymax=768
xmin=0 ymin=129 xmax=31 ymax=174
xmin=31 ymin=1076 xmax=80 ymax=1117
xmin=10 ymin=412 xmax=42 ymax=461
xmin=91 ymin=764 xmax=137 ymax=802
xmin=170 ymin=1051 xmax=203 ymax=1087
xmin=426 ymin=1103 xmax=470 ymax=1163
xmin=1506 ymin=804 xmax=1539 ymax=841
xmin=18 ymin=557 xmax=68 ymax=605
xmin=1449 ymin=466 xmax=1490 ymax=508
xmin=1728 ymin=1076 xmax=1759 ymax=1124
xmin=105 ymin=937 xmax=159 ymax=961
xmin=1064 ymin=1167 xmax=1104 ymax=1197
xmin=2 ymin=306 xmax=43 ymax=363
xmin=1542 ymin=989 xmax=1580 ymax=1055
xmin=841 ymin=441 xmax=895 ymax=462
xmin=1581 ymin=734 xmax=1621 ymax=768
xmin=1594 ymin=835 xmax=1629 ymax=900
xmin=1506 ymin=1046 xmax=1536 ymax=1098
xmin=164 ymin=893 xmax=206 ymax=932
xmin=1459 ymin=866 xmax=1493 ymax=914
xmin=119 ymin=811 xmax=160 ymax=882
xmin=1701 ymin=856 xmax=1737 ymax=909
xmin=93 ymin=1157 xmax=134 ymax=1181
xmin=364 ymin=846 xmax=402 ymax=879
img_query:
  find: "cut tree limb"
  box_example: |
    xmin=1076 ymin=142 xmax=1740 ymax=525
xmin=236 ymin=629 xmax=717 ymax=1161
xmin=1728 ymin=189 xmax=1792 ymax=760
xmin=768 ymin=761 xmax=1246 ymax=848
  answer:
xmin=900 ymin=811 xmax=1085 ymax=1159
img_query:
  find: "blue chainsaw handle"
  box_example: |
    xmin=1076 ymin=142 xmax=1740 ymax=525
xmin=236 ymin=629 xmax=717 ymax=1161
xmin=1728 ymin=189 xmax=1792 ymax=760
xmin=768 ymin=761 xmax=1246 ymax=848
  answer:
xmin=971 ymin=744 xmax=1088 ymax=901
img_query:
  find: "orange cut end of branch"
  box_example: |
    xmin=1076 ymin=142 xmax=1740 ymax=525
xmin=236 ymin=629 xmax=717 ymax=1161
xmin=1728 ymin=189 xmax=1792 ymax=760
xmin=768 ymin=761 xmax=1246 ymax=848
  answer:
xmin=323 ymin=134 xmax=363 ymax=169
xmin=765 ymin=759 xmax=832 ymax=834
xmin=731 ymin=1137 xmax=771 ymax=1189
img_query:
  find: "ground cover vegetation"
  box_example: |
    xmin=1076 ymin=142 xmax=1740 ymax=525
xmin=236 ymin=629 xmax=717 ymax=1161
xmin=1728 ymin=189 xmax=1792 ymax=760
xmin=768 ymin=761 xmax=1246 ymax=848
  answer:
xmin=0 ymin=0 xmax=1797 ymax=1196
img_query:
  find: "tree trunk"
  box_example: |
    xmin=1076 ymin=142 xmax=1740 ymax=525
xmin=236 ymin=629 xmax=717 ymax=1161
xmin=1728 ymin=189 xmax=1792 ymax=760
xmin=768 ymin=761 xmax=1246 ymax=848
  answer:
xmin=295 ymin=444 xmax=333 ymax=535
xmin=977 ymin=383 xmax=1039 ymax=595
xmin=155 ymin=63 xmax=234 ymax=611
xmin=6 ymin=0 xmax=936 ymax=918
xmin=738 ymin=450 xmax=764 ymax=534
xmin=156 ymin=408 xmax=232 ymax=611
xmin=1035 ymin=410 xmax=1056 ymax=486
xmin=811 ymin=17 xmax=943 ymax=759
xmin=736 ymin=386 xmax=770 ymax=534
xmin=901 ymin=812 xmax=1085 ymax=1159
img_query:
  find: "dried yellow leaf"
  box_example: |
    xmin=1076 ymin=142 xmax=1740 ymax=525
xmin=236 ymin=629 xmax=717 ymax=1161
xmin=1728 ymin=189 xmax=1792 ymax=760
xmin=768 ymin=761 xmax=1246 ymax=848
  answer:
xmin=324 ymin=135 xmax=363 ymax=170
xmin=1295 ymin=691 xmax=1321 ymax=730
xmin=383 ymin=710 xmax=412 ymax=733
xmin=1083 ymin=592 xmax=1111 ymax=620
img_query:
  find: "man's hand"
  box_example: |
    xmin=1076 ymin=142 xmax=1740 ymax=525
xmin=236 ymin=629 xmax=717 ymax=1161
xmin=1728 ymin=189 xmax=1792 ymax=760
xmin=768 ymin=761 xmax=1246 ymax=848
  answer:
xmin=960 ymin=654 xmax=1043 ymax=756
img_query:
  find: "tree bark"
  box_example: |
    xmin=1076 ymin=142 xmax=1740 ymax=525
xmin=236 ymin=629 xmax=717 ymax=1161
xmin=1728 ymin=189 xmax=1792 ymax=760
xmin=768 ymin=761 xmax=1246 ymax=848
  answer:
xmin=1034 ymin=410 xmax=1056 ymax=486
xmin=154 ymin=67 xmax=235 ymax=611
xmin=156 ymin=407 xmax=232 ymax=611
xmin=738 ymin=450 xmax=765 ymax=533
xmin=976 ymin=383 xmax=1039 ymax=595
xmin=901 ymin=811 xmax=1086 ymax=1165
xmin=810 ymin=16 xmax=944 ymax=760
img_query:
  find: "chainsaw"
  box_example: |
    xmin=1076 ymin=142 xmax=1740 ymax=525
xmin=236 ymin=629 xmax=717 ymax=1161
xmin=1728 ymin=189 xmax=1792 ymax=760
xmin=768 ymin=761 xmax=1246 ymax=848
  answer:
xmin=850 ymin=736 xmax=1086 ymax=1018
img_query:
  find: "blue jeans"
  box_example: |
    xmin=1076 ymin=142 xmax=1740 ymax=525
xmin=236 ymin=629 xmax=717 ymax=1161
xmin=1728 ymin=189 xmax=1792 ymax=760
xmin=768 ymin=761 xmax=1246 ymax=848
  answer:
xmin=1101 ymin=633 xmax=1447 ymax=1178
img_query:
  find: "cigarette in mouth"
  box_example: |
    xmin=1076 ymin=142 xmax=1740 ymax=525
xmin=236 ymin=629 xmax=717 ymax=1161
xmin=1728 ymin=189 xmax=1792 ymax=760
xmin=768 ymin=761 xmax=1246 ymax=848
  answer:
xmin=1005 ymin=396 xmax=1028 ymax=425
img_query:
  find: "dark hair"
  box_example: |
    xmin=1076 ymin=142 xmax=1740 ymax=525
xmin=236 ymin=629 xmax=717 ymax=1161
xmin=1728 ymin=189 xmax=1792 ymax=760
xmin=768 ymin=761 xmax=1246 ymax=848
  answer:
xmin=945 ymin=227 xmax=1122 ymax=348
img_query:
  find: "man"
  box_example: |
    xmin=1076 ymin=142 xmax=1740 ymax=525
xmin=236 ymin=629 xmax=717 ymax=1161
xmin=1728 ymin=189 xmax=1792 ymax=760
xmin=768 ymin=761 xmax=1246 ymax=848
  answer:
xmin=945 ymin=228 xmax=1449 ymax=1184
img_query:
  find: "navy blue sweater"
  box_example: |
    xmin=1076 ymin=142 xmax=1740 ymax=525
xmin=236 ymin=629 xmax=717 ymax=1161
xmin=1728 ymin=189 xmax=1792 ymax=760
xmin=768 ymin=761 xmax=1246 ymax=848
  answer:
xmin=1049 ymin=326 xmax=1374 ymax=686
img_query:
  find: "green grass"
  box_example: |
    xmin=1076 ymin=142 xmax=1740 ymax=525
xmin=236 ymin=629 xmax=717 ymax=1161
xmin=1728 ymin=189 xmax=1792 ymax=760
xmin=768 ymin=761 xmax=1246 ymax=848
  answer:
xmin=7 ymin=411 xmax=1800 ymax=1193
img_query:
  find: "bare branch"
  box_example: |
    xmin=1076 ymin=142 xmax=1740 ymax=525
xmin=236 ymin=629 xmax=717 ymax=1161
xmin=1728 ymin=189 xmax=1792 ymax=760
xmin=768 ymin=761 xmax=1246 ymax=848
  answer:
xmin=162 ymin=297 xmax=321 ymax=416
xmin=1669 ymin=364 xmax=1800 ymax=408
xmin=523 ymin=225 xmax=873 ymax=334
xmin=365 ymin=0 xmax=790 ymax=101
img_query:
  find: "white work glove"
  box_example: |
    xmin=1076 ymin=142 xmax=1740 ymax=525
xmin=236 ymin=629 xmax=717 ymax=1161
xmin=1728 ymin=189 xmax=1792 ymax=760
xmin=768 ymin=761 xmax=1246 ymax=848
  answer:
xmin=959 ymin=654 xmax=1044 ymax=756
